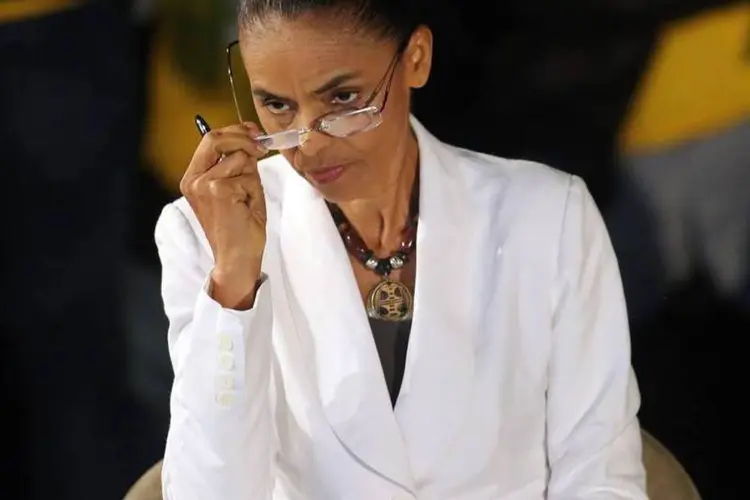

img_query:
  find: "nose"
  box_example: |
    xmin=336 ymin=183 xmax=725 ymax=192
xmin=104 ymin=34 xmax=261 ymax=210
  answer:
xmin=292 ymin=104 xmax=333 ymax=156
xmin=296 ymin=128 xmax=332 ymax=157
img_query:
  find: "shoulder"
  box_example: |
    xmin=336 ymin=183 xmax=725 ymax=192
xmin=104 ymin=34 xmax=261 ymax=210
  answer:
xmin=455 ymin=145 xmax=574 ymax=201
xmin=443 ymin=145 xmax=608 ymax=303
xmin=413 ymin=114 xmax=597 ymax=251
xmin=446 ymin=143 xmax=585 ymax=228
xmin=438 ymin=142 xmax=602 ymax=271
xmin=414 ymin=118 xmax=572 ymax=201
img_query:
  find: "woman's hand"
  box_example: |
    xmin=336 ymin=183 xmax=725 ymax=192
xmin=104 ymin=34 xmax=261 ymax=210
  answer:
xmin=180 ymin=122 xmax=268 ymax=309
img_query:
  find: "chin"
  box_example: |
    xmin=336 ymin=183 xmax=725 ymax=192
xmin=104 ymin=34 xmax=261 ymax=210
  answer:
xmin=312 ymin=177 xmax=368 ymax=205
xmin=312 ymin=182 xmax=353 ymax=204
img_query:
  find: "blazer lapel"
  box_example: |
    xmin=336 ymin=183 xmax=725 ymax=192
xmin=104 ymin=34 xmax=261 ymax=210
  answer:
xmin=278 ymin=172 xmax=415 ymax=491
xmin=394 ymin=119 xmax=498 ymax=480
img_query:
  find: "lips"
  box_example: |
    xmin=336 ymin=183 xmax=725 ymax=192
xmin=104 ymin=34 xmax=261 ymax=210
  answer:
xmin=308 ymin=164 xmax=347 ymax=185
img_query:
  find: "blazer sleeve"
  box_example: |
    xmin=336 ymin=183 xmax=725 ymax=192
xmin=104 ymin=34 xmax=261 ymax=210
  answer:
xmin=546 ymin=176 xmax=647 ymax=499
xmin=155 ymin=202 xmax=276 ymax=500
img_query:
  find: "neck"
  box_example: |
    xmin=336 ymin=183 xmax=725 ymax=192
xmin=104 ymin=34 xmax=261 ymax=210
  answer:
xmin=337 ymin=131 xmax=419 ymax=255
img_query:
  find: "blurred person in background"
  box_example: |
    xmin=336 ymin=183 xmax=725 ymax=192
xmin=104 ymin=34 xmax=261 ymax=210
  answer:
xmin=0 ymin=1 xmax=147 ymax=498
xmin=613 ymin=5 xmax=749 ymax=497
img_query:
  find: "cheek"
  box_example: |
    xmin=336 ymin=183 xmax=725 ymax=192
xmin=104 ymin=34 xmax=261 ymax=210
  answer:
xmin=342 ymin=103 xmax=410 ymax=158
xmin=386 ymin=86 xmax=412 ymax=120
xmin=335 ymin=129 xmax=385 ymax=160
xmin=373 ymin=105 xmax=410 ymax=146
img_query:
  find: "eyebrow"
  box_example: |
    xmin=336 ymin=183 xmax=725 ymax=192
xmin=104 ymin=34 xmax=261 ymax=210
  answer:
xmin=251 ymin=71 xmax=363 ymax=101
xmin=312 ymin=71 xmax=362 ymax=95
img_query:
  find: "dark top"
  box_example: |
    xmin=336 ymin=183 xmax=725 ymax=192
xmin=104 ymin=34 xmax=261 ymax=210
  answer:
xmin=369 ymin=318 xmax=412 ymax=407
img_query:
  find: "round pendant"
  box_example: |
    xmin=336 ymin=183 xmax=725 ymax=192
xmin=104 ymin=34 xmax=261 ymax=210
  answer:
xmin=366 ymin=279 xmax=414 ymax=322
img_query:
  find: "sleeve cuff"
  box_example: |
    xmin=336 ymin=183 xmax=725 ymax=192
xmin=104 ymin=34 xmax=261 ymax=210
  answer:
xmin=174 ymin=273 xmax=272 ymax=411
xmin=201 ymin=272 xmax=269 ymax=330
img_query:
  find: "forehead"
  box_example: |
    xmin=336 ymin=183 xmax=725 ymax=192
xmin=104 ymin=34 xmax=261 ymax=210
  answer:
xmin=239 ymin=14 xmax=395 ymax=89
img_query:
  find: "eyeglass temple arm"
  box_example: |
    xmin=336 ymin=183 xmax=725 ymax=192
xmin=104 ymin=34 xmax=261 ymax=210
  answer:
xmin=226 ymin=40 xmax=244 ymax=123
xmin=367 ymin=40 xmax=407 ymax=112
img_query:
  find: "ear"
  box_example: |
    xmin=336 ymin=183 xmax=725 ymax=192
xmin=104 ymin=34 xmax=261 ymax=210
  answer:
xmin=404 ymin=25 xmax=433 ymax=89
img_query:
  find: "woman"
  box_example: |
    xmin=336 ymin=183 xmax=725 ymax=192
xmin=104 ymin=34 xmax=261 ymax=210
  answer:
xmin=155 ymin=0 xmax=647 ymax=498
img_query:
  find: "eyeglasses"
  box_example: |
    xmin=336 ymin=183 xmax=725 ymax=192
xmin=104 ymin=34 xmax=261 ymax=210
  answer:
xmin=226 ymin=40 xmax=404 ymax=151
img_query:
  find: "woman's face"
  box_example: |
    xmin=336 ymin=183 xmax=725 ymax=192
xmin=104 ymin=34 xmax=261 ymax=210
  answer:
xmin=239 ymin=13 xmax=432 ymax=202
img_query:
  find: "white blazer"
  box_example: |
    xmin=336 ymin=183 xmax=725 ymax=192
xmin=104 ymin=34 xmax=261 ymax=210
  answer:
xmin=155 ymin=118 xmax=647 ymax=500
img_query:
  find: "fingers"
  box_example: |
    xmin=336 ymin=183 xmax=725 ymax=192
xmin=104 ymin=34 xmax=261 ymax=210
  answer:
xmin=183 ymin=155 xmax=262 ymax=198
xmin=182 ymin=142 xmax=263 ymax=197
xmin=187 ymin=174 xmax=264 ymax=209
xmin=235 ymin=170 xmax=265 ymax=204
xmin=186 ymin=123 xmax=268 ymax=177
xmin=202 ymin=150 xmax=257 ymax=180
xmin=202 ymin=153 xmax=264 ymax=202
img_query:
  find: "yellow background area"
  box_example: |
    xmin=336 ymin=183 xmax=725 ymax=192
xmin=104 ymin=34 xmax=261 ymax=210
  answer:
xmin=0 ymin=0 xmax=81 ymax=23
xmin=143 ymin=28 xmax=259 ymax=191
xmin=620 ymin=3 xmax=750 ymax=153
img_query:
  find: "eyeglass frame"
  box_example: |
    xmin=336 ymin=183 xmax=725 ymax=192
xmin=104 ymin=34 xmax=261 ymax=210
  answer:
xmin=225 ymin=39 xmax=407 ymax=150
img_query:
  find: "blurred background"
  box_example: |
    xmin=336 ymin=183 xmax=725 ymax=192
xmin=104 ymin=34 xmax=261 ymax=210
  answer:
xmin=0 ymin=0 xmax=746 ymax=498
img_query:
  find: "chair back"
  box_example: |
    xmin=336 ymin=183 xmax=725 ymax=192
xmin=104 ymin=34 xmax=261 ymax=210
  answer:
xmin=641 ymin=430 xmax=702 ymax=500
xmin=123 ymin=461 xmax=162 ymax=500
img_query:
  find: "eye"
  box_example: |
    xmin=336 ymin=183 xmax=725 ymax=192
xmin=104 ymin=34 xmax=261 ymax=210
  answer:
xmin=263 ymin=100 xmax=291 ymax=115
xmin=331 ymin=91 xmax=359 ymax=105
